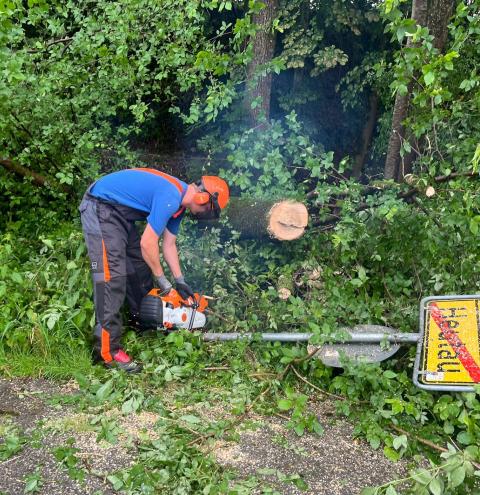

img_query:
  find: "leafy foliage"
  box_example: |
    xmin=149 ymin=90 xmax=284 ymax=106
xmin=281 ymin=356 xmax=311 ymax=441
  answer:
xmin=1 ymin=0 xmax=480 ymax=493
xmin=0 ymin=0 xmax=259 ymax=223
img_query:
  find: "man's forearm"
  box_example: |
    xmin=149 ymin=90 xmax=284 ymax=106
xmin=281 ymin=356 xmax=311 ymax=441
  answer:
xmin=141 ymin=240 xmax=164 ymax=277
xmin=163 ymin=240 xmax=182 ymax=279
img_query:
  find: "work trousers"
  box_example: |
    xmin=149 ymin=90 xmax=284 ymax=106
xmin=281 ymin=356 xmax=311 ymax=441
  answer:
xmin=79 ymin=193 xmax=152 ymax=362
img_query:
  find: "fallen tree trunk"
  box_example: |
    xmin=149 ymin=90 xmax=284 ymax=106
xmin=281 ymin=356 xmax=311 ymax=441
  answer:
xmin=200 ymin=198 xmax=309 ymax=241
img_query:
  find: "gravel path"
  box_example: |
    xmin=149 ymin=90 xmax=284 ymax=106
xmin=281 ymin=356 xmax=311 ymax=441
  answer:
xmin=0 ymin=377 xmax=407 ymax=495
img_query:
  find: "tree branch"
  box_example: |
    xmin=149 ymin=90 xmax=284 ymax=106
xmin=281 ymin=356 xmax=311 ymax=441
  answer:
xmin=0 ymin=157 xmax=71 ymax=193
xmin=0 ymin=158 xmax=50 ymax=187
xmin=311 ymin=171 xmax=477 ymax=227
xmin=27 ymin=37 xmax=74 ymax=53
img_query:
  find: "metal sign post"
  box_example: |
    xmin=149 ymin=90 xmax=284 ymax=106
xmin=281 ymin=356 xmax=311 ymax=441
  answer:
xmin=202 ymin=294 xmax=480 ymax=392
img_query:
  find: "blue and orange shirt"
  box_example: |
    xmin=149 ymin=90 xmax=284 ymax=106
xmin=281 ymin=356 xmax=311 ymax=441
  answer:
xmin=90 ymin=168 xmax=187 ymax=236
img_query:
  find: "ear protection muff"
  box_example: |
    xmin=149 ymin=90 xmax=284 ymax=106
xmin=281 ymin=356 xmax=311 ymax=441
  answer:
xmin=192 ymin=177 xmax=227 ymax=220
xmin=194 ymin=191 xmax=211 ymax=205
xmin=193 ymin=179 xmax=215 ymax=205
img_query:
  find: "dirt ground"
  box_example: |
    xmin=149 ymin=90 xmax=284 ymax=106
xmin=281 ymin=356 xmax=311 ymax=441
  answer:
xmin=0 ymin=377 xmax=407 ymax=495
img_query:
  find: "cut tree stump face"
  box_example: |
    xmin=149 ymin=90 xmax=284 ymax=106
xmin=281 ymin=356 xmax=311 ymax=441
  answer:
xmin=268 ymin=201 xmax=309 ymax=240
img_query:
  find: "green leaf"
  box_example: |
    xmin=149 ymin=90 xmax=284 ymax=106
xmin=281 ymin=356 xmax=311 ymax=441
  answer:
xmin=469 ymin=217 xmax=480 ymax=235
xmin=360 ymin=488 xmax=378 ymax=495
xmin=386 ymin=485 xmax=397 ymax=495
xmin=412 ymin=468 xmax=433 ymax=485
xmin=180 ymin=415 xmax=201 ymax=424
xmin=293 ymin=423 xmax=305 ymax=436
xmin=428 ymin=478 xmax=442 ymax=495
xmin=450 ymin=466 xmax=465 ymax=487
xmin=107 ymin=474 xmax=123 ymax=490
xmin=424 ymin=71 xmax=435 ymax=86
xmin=10 ymin=272 xmax=22 ymax=284
xmin=277 ymin=399 xmax=293 ymax=411
xmin=95 ymin=379 xmax=113 ymax=402
xmin=392 ymin=434 xmax=407 ymax=450
xmin=257 ymin=468 xmax=277 ymax=476
xmin=368 ymin=436 xmax=381 ymax=450
xmin=41 ymin=239 xmax=54 ymax=249
xmin=383 ymin=446 xmax=400 ymax=462
xmin=471 ymin=143 xmax=480 ymax=172
xmin=383 ymin=370 xmax=397 ymax=379
xmin=121 ymin=398 xmax=134 ymax=414
xmin=457 ymin=431 xmax=473 ymax=445
xmin=313 ymin=421 xmax=324 ymax=436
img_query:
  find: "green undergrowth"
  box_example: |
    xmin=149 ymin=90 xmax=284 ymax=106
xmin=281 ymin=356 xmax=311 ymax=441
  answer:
xmin=1 ymin=193 xmax=480 ymax=493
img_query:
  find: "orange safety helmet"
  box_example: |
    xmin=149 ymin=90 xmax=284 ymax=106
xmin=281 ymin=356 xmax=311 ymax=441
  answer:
xmin=194 ymin=176 xmax=230 ymax=218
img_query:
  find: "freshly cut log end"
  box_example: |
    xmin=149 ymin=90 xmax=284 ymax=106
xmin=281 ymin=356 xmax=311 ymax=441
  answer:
xmin=267 ymin=201 xmax=308 ymax=240
xmin=198 ymin=197 xmax=309 ymax=241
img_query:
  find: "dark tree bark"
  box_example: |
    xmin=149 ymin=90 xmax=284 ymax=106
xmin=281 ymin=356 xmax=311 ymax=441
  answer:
xmin=384 ymin=0 xmax=428 ymax=181
xmin=1 ymin=157 xmax=50 ymax=187
xmin=0 ymin=157 xmax=72 ymax=193
xmin=384 ymin=0 xmax=454 ymax=181
xmin=199 ymin=198 xmax=309 ymax=241
xmin=428 ymin=0 xmax=456 ymax=50
xmin=353 ymin=93 xmax=379 ymax=179
xmin=245 ymin=0 xmax=279 ymax=124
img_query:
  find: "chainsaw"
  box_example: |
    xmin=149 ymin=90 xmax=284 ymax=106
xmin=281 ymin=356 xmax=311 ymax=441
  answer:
xmin=138 ymin=288 xmax=209 ymax=332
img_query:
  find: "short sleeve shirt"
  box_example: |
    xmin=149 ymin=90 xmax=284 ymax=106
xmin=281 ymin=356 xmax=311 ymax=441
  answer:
xmin=90 ymin=168 xmax=187 ymax=236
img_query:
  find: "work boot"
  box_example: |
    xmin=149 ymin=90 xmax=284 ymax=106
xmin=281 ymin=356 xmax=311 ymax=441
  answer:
xmin=103 ymin=349 xmax=143 ymax=373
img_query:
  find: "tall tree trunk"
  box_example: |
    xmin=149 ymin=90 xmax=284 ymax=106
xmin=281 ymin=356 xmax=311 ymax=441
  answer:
xmin=396 ymin=0 xmax=455 ymax=181
xmin=353 ymin=93 xmax=379 ymax=179
xmin=384 ymin=0 xmax=455 ymax=181
xmin=245 ymin=0 xmax=279 ymax=125
xmin=428 ymin=0 xmax=455 ymax=50
xmin=384 ymin=0 xmax=428 ymax=181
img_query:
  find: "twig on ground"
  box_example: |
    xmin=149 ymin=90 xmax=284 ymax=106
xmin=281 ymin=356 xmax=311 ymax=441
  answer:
xmin=291 ymin=347 xmax=321 ymax=364
xmin=0 ymin=455 xmax=21 ymax=467
xmin=274 ymin=412 xmax=290 ymax=421
xmin=203 ymin=308 xmax=230 ymax=323
xmin=290 ymin=365 xmax=345 ymax=401
xmin=390 ymin=424 xmax=480 ymax=470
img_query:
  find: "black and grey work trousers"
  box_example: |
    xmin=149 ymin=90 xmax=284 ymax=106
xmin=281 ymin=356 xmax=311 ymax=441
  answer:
xmin=79 ymin=194 xmax=152 ymax=362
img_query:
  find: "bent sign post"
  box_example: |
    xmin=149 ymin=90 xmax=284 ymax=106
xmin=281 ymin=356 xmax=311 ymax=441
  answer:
xmin=203 ymin=294 xmax=480 ymax=392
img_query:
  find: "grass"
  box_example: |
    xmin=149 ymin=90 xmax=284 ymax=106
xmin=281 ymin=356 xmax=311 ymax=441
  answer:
xmin=0 ymin=346 xmax=95 ymax=379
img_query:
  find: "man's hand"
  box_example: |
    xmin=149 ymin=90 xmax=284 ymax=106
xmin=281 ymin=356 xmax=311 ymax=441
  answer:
xmin=174 ymin=276 xmax=195 ymax=300
xmin=154 ymin=274 xmax=173 ymax=295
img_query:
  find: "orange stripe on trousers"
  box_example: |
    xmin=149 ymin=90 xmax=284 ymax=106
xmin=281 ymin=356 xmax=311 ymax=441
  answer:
xmin=101 ymin=328 xmax=113 ymax=362
xmin=102 ymin=239 xmax=111 ymax=282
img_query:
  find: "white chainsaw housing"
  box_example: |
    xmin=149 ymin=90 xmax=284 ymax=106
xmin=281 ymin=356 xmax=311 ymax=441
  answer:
xmin=162 ymin=303 xmax=206 ymax=329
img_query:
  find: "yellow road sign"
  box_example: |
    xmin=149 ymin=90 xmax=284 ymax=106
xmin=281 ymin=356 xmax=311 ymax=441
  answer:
xmin=420 ymin=298 xmax=480 ymax=385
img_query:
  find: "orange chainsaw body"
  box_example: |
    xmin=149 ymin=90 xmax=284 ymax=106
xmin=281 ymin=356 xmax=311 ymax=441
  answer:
xmin=139 ymin=288 xmax=208 ymax=331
